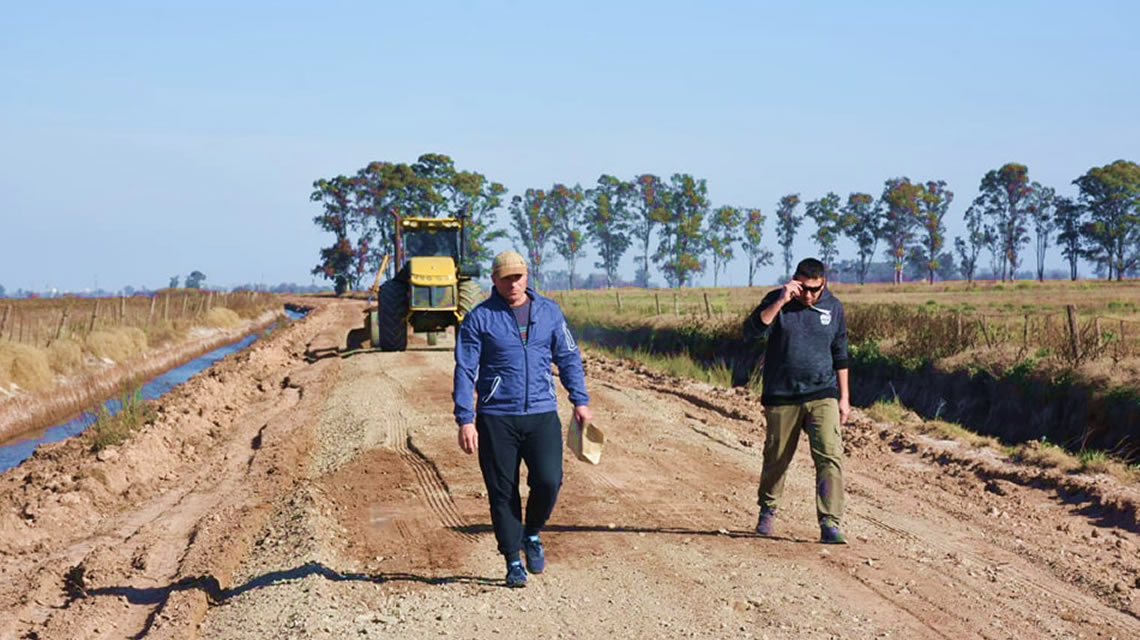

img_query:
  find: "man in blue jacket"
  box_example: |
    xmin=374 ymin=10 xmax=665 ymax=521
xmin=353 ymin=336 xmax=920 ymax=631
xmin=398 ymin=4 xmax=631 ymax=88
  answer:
xmin=743 ymin=257 xmax=850 ymax=544
xmin=453 ymin=250 xmax=592 ymax=588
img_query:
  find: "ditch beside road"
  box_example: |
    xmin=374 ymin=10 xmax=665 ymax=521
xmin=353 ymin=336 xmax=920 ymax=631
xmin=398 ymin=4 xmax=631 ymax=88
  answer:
xmin=3 ymin=297 xmax=1140 ymax=639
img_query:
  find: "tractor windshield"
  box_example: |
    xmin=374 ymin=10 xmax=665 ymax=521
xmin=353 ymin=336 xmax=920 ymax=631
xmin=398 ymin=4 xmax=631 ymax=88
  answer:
xmin=403 ymin=228 xmax=459 ymax=261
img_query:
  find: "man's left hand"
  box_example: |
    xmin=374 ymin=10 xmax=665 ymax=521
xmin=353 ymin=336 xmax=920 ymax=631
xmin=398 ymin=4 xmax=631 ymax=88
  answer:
xmin=573 ymin=404 xmax=592 ymax=426
xmin=838 ymin=398 xmax=851 ymax=426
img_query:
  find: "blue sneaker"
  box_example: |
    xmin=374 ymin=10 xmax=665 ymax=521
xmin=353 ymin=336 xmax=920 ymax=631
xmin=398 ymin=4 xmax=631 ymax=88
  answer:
xmin=505 ymin=560 xmax=527 ymax=588
xmin=820 ymin=518 xmax=847 ymax=545
xmin=755 ymin=507 xmax=777 ymax=536
xmin=523 ymin=535 xmax=545 ymax=574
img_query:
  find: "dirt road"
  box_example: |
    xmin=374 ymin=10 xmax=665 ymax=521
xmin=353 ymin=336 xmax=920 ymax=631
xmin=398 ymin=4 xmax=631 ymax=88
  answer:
xmin=3 ymin=298 xmax=1140 ymax=639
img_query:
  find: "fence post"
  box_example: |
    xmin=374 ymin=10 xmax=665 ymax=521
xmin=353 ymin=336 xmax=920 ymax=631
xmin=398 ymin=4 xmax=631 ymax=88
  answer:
xmin=119 ymin=296 xmax=126 ymax=325
xmin=163 ymin=295 xmax=170 ymax=322
xmin=1023 ymin=313 xmax=1030 ymax=351
xmin=654 ymin=293 xmax=661 ymax=315
xmin=978 ymin=314 xmax=992 ymax=348
xmin=955 ymin=311 xmax=962 ymax=344
xmin=703 ymin=292 xmax=713 ymax=318
xmin=181 ymin=295 xmax=188 ymax=318
xmin=89 ymin=300 xmax=100 ymax=334
xmin=1094 ymin=316 xmax=1103 ymax=349
xmin=1121 ymin=319 xmax=1128 ymax=357
xmin=1066 ymin=304 xmax=1081 ymax=359
xmin=149 ymin=296 xmax=157 ymax=325
xmin=616 ymin=290 xmax=623 ymax=313
xmin=0 ymin=304 xmax=10 ymax=340
xmin=673 ymin=293 xmax=679 ymax=316
xmin=52 ymin=305 xmax=70 ymax=344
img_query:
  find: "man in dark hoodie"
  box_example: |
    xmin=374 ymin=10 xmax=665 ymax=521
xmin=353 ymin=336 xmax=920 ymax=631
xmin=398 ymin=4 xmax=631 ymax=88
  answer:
xmin=744 ymin=257 xmax=850 ymax=544
xmin=453 ymin=250 xmax=592 ymax=587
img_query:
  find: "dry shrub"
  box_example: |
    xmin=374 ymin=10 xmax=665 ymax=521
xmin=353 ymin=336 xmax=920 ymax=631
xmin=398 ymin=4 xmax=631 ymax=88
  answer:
xmin=1009 ymin=441 xmax=1078 ymax=471
xmin=47 ymin=338 xmax=84 ymax=374
xmin=865 ymin=400 xmax=916 ymax=424
xmin=145 ymin=321 xmax=185 ymax=348
xmin=204 ymin=307 xmax=242 ymax=328
xmin=0 ymin=341 xmax=54 ymax=391
xmin=87 ymin=327 xmax=148 ymax=363
xmin=919 ymin=419 xmax=999 ymax=449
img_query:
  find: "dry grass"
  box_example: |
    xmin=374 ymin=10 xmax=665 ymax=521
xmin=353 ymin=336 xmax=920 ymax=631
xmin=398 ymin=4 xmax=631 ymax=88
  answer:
xmin=0 ymin=342 xmax=54 ymax=391
xmin=204 ymin=307 xmax=242 ymax=328
xmin=144 ymin=321 xmax=186 ymax=348
xmin=0 ymin=292 xmax=280 ymax=401
xmin=47 ymin=338 xmax=85 ymax=375
xmin=86 ymin=328 xmax=148 ymax=363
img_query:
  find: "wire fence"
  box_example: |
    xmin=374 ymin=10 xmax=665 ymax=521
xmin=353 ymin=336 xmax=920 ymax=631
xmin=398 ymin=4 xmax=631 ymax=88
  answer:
xmin=0 ymin=291 xmax=276 ymax=349
xmin=552 ymin=288 xmax=1140 ymax=365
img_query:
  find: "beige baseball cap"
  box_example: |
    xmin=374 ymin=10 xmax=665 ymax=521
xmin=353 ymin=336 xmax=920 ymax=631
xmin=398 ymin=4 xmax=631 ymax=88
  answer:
xmin=492 ymin=250 xmax=528 ymax=278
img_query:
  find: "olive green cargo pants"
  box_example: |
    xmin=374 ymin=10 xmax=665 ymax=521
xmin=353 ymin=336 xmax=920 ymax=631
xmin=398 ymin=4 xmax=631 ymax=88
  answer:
xmin=758 ymin=398 xmax=845 ymax=525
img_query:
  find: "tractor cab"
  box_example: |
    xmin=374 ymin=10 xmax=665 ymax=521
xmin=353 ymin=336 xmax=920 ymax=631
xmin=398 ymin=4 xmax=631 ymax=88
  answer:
xmin=350 ymin=215 xmax=484 ymax=352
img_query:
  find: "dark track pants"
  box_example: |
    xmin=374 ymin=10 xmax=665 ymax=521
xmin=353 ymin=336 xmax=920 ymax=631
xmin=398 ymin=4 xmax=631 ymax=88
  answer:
xmin=476 ymin=411 xmax=563 ymax=559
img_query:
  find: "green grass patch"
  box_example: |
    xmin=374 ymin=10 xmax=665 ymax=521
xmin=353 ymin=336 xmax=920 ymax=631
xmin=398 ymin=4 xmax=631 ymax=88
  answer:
xmin=584 ymin=343 xmax=735 ymax=388
xmin=86 ymin=386 xmax=156 ymax=451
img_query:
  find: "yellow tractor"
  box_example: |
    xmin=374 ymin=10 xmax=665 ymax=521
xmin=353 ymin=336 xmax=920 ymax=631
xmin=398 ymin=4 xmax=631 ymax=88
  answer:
xmin=350 ymin=216 xmax=483 ymax=351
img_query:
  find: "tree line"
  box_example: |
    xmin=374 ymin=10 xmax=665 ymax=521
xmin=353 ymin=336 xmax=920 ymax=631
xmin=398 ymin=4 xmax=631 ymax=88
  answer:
xmin=311 ymin=155 xmax=1140 ymax=290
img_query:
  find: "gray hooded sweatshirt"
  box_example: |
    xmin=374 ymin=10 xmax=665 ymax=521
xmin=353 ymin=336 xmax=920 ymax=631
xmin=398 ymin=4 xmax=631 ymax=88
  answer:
xmin=743 ymin=287 xmax=849 ymax=406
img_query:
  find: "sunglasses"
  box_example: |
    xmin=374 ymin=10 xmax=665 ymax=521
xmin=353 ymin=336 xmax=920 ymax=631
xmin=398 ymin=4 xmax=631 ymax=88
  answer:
xmin=798 ymin=283 xmax=824 ymax=294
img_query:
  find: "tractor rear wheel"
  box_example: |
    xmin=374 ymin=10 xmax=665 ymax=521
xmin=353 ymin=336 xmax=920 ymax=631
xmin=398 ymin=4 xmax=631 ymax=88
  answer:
xmin=377 ymin=280 xmax=408 ymax=351
xmin=457 ymin=279 xmax=482 ymax=319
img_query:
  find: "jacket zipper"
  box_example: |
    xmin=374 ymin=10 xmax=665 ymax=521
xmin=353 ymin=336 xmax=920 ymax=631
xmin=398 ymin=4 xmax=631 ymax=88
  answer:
xmin=521 ymin=302 xmax=532 ymax=411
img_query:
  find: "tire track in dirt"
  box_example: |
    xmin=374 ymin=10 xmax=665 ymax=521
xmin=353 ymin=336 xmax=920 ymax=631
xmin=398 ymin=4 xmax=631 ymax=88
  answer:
xmin=333 ymin=357 xmax=478 ymax=544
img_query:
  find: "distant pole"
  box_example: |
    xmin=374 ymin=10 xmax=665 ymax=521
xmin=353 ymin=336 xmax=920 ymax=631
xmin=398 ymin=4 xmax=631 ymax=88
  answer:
xmin=1094 ymin=316 xmax=1103 ymax=350
xmin=149 ymin=296 xmax=157 ymax=325
xmin=616 ymin=290 xmax=623 ymax=313
xmin=163 ymin=295 xmax=170 ymax=322
xmin=673 ymin=293 xmax=679 ymax=316
xmin=119 ymin=296 xmax=126 ymax=325
xmin=703 ymin=292 xmax=713 ymax=318
xmin=654 ymin=293 xmax=661 ymax=315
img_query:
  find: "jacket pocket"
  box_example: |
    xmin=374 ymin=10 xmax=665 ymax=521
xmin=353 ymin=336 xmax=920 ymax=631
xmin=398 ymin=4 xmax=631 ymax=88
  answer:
xmin=481 ymin=376 xmax=502 ymax=403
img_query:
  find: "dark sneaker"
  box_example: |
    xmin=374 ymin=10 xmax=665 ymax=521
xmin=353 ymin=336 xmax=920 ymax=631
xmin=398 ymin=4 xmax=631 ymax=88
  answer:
xmin=820 ymin=519 xmax=848 ymax=545
xmin=505 ymin=561 xmax=527 ymax=588
xmin=755 ymin=507 xmax=777 ymax=536
xmin=523 ymin=535 xmax=545 ymax=574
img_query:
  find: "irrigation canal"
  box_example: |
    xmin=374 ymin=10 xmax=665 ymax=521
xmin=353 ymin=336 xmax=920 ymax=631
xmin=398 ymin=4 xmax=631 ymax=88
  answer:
xmin=0 ymin=307 xmax=307 ymax=473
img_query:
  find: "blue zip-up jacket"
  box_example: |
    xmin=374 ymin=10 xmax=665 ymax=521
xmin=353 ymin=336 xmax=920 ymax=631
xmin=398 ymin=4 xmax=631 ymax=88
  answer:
xmin=453 ymin=286 xmax=589 ymax=425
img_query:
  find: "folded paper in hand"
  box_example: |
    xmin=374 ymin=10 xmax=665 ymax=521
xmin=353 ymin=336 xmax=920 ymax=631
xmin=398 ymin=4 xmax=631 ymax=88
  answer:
xmin=567 ymin=417 xmax=604 ymax=465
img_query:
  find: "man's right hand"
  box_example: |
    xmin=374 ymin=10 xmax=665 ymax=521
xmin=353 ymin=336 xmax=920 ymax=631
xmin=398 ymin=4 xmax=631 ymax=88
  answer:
xmin=760 ymin=279 xmax=801 ymax=326
xmin=458 ymin=423 xmax=478 ymax=454
xmin=779 ymin=279 xmax=803 ymax=305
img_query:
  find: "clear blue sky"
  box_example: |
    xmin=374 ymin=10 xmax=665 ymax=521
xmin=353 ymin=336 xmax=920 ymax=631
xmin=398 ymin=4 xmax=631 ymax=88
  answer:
xmin=2 ymin=1 xmax=1137 ymax=293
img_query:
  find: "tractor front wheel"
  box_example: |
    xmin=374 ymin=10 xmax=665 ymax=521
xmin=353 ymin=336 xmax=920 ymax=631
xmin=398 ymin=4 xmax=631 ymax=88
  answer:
xmin=377 ymin=280 xmax=408 ymax=351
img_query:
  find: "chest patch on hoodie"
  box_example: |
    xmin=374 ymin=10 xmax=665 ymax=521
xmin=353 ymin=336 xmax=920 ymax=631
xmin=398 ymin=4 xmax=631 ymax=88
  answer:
xmin=818 ymin=308 xmax=832 ymax=326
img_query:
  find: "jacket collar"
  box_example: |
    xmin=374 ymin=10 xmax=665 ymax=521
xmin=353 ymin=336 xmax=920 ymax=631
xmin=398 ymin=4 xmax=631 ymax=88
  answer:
xmin=489 ymin=285 xmax=538 ymax=308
